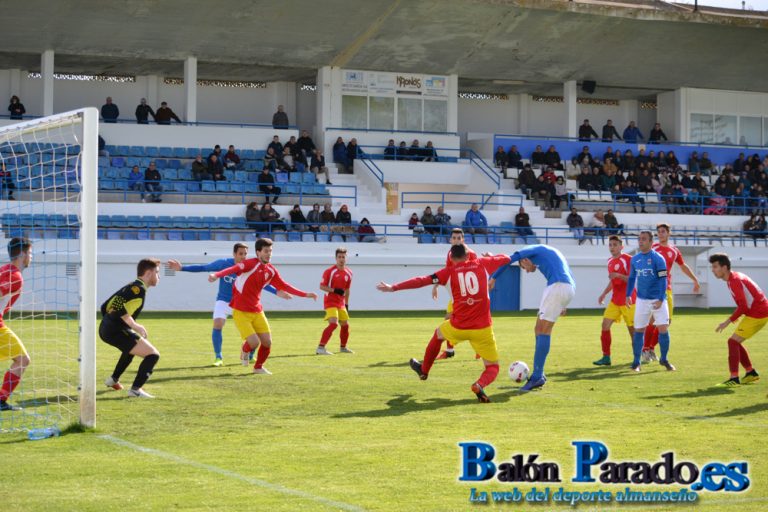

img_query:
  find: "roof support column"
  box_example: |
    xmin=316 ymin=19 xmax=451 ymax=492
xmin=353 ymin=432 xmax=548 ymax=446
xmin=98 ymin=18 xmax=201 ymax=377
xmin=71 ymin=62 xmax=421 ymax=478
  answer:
xmin=41 ymin=50 xmax=54 ymax=116
xmin=564 ymin=80 xmax=577 ymax=139
xmin=184 ymin=56 xmax=197 ymax=123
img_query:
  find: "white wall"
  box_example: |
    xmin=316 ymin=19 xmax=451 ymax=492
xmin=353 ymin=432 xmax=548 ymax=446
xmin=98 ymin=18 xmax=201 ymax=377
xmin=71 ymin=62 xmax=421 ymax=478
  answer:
xmin=458 ymin=97 xmax=519 ymax=135
xmin=295 ymin=88 xmax=317 ymax=134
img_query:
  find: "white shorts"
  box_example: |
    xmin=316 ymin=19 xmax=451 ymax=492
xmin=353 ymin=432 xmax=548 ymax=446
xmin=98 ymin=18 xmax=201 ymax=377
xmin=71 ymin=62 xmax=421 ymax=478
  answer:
xmin=213 ymin=300 xmax=233 ymax=320
xmin=538 ymin=282 xmax=575 ymax=322
xmin=634 ymin=298 xmax=670 ymax=329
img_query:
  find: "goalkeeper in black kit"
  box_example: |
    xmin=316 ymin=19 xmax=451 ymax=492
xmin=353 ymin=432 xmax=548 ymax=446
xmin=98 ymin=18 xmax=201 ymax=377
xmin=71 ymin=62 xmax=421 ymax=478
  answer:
xmin=100 ymin=258 xmax=161 ymax=398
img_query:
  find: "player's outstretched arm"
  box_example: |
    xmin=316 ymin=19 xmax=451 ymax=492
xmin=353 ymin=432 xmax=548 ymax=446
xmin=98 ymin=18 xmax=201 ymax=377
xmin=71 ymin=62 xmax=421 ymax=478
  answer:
xmin=272 ymin=273 xmax=317 ymax=300
xmin=377 ymin=282 xmax=394 ymax=292
xmin=167 ymin=259 xmax=182 ymax=271
xmin=678 ymin=260 xmax=701 ymax=293
xmin=716 ymin=318 xmax=732 ymax=333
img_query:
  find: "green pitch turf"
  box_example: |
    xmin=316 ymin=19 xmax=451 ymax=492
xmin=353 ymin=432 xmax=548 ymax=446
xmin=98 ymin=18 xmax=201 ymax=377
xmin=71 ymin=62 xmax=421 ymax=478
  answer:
xmin=2 ymin=310 xmax=766 ymax=511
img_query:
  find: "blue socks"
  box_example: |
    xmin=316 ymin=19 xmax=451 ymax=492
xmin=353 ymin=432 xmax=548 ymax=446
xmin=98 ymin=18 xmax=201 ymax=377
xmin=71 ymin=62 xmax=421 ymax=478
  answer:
xmin=632 ymin=331 xmax=644 ymax=366
xmin=212 ymin=329 xmax=223 ymax=359
xmin=531 ymin=334 xmax=551 ymax=381
xmin=658 ymin=331 xmax=670 ymax=362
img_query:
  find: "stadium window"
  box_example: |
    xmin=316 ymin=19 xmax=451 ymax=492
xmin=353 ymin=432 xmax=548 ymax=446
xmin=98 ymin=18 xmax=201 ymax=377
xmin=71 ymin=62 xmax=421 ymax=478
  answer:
xmin=342 ymin=95 xmax=368 ymax=129
xmin=739 ymin=116 xmax=762 ymax=146
xmin=369 ymin=97 xmax=395 ymax=130
xmin=397 ymin=97 xmax=422 ymax=131
xmin=424 ymin=99 xmax=447 ymax=132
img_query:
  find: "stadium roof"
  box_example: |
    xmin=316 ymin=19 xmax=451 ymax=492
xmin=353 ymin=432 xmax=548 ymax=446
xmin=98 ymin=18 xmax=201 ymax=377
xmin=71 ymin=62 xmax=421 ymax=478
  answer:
xmin=1 ymin=0 xmax=766 ymax=100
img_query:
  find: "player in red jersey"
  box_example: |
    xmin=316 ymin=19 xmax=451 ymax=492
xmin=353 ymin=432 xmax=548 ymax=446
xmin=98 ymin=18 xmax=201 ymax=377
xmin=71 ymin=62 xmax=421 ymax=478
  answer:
xmin=209 ymin=238 xmax=317 ymax=374
xmin=434 ymin=228 xmax=479 ymax=360
xmin=0 ymin=238 xmax=32 ymax=411
xmin=641 ymin=223 xmax=701 ymax=362
xmin=593 ymin=235 xmax=635 ymax=366
xmin=377 ymin=244 xmax=510 ymax=403
xmin=316 ymin=247 xmax=353 ymax=355
xmin=710 ymin=253 xmax=765 ymax=387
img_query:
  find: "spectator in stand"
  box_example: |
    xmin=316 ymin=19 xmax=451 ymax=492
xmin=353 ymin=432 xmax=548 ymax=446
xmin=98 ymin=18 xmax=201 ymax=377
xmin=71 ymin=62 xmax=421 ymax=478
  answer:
xmin=319 ymin=204 xmax=336 ymax=231
xmin=666 ymin=150 xmax=679 ymax=168
xmin=507 ymin=145 xmax=523 ymax=170
xmin=396 ymin=141 xmax=408 ymax=161
xmin=588 ymin=209 xmax=606 ymax=238
xmin=604 ymin=209 xmax=624 ymax=235
xmin=552 ymin=176 xmax=569 ymax=210
xmin=191 ymin=155 xmax=211 ymax=181
xmin=567 ymin=207 xmax=587 ymax=244
xmin=751 ymin=184 xmax=767 ymax=214
xmin=310 ymin=150 xmax=332 ymax=184
xmin=421 ymin=206 xmax=438 ymax=234
xmin=424 ymin=141 xmax=438 ymax=162
xmin=531 ymin=145 xmax=546 ymax=167
xmin=98 ymin=134 xmax=109 ymax=158
xmin=289 ymin=204 xmax=307 ymax=231
xmin=408 ymin=213 xmax=420 ymax=231
xmin=384 ymin=139 xmax=396 ymax=160
xmin=612 ymin=149 xmax=624 ymax=171
xmin=101 ymin=97 xmax=119 ymax=123
xmin=258 ymin=167 xmax=280 ymax=203
xmin=700 ymin=152 xmax=714 ymax=175
xmin=601 ymin=120 xmax=622 ymax=142
xmin=534 ymin=175 xmax=554 ymax=208
xmin=649 ymin=123 xmax=668 ymax=143
xmin=409 ymin=140 xmax=422 ymax=161
xmin=284 ymin=135 xmax=299 ymax=158
xmin=577 ymin=166 xmax=593 ymax=191
xmin=144 ymin=161 xmax=163 ymax=203
xmin=637 ymin=168 xmax=654 ymax=192
xmin=514 ymin=206 xmax=534 ymax=242
xmin=245 ymin=201 xmax=261 ymax=230
xmin=541 ymin=166 xmax=557 ymax=184
xmin=208 ymin=145 xmax=223 ymax=165
xmin=623 ymin=149 xmax=636 ymax=173
xmin=622 ymin=121 xmax=643 ymax=143
xmin=578 ymin=119 xmax=599 ymax=141
xmin=589 ymin=167 xmax=602 ymax=191
xmin=733 ymin=153 xmax=747 ymax=174
xmin=155 ymin=102 xmax=181 ymax=124
xmin=654 ymin=150 xmax=667 ymax=170
xmin=281 ymin=147 xmax=297 ymax=172
xmin=516 ymin=163 xmax=536 ymax=198
xmin=135 ymin=98 xmax=155 ymax=124
xmin=346 ymin=138 xmax=359 ymax=172
xmin=8 ymin=95 xmax=25 ymax=120
xmin=464 ymin=203 xmax=488 ymax=234
xmin=622 ymin=180 xmax=646 ymax=213
xmin=600 ymin=168 xmax=616 ymax=192
xmin=357 ymin=218 xmax=383 ymax=242
xmin=306 ymin=203 xmax=321 ymax=232
xmin=333 ymin=137 xmax=349 ymax=173
xmin=635 ymin=148 xmax=649 ymax=168
xmin=223 ymin=145 xmax=241 ymax=169
xmin=272 ymin=105 xmax=289 ymax=129
xmin=208 ymin=154 xmax=225 ymax=181
xmin=434 ymin=206 xmax=452 ymax=234
xmin=336 ymin=204 xmax=354 ymax=238
xmin=688 ymin=151 xmax=701 ymax=174
xmin=544 ymin=145 xmax=563 ymax=170
xmin=681 ymin=170 xmax=697 ymax=190
xmin=671 ymin=184 xmax=686 ymax=213
xmin=572 ymin=146 xmax=595 ymax=168
xmin=268 ymin=135 xmax=283 ymax=157
xmin=260 ymin=202 xmax=285 ymax=231
xmin=126 ymin=165 xmax=144 ymax=200
xmin=296 ymin=130 xmax=316 ymax=163
xmin=602 ymin=146 xmax=615 ymax=164
xmin=687 ymin=184 xmax=702 ymax=212
xmin=494 ymin=146 xmax=508 ymax=171
xmin=263 ymin=147 xmax=278 ymax=171
xmin=742 ymin=214 xmax=763 ymax=244
xmin=603 ymin=156 xmax=618 ymax=176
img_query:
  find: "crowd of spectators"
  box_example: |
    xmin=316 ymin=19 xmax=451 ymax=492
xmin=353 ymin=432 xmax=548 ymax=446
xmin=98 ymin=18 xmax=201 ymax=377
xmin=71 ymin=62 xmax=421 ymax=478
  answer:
xmin=97 ymin=97 xmax=182 ymax=124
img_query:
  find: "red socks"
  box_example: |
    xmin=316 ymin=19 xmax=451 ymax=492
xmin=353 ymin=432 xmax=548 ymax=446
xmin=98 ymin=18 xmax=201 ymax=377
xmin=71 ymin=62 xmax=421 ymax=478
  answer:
xmin=340 ymin=324 xmax=349 ymax=347
xmin=241 ymin=340 xmax=252 ymax=353
xmin=421 ymin=332 xmax=443 ymax=375
xmin=0 ymin=371 xmax=20 ymax=401
xmin=643 ymin=325 xmax=659 ymax=351
xmin=446 ymin=341 xmax=454 ymax=350
xmin=477 ymin=364 xmax=500 ymax=388
xmin=727 ymin=338 xmax=740 ymax=377
xmin=254 ymin=345 xmax=271 ymax=369
xmin=738 ymin=342 xmax=753 ymax=373
xmin=600 ymin=330 xmax=612 ymax=356
xmin=319 ymin=323 xmax=338 ymax=347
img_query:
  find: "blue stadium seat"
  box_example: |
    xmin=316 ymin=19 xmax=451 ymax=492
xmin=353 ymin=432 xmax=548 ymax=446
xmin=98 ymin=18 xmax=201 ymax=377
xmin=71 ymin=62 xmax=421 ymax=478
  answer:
xmin=330 ymin=234 xmax=345 ymax=243
xmin=145 ymin=147 xmax=160 ymax=158
xmin=156 ymin=216 xmax=174 ymax=228
xmin=198 ymin=231 xmax=212 ymax=241
xmin=284 ymin=183 xmax=299 ymax=194
xmin=111 ymin=157 xmax=125 ymax=168
xmin=185 ymin=148 xmax=199 ymax=158
xmin=152 ymin=232 xmax=168 ymax=241
xmin=474 ymin=235 xmax=487 ymax=244
xmin=496 ymin=235 xmax=514 ymax=244
xmin=105 ymin=145 xmax=117 ymax=154
xmin=137 ymin=230 xmax=150 ymax=240
xmin=230 ymin=217 xmax=247 ymax=229
xmin=275 ymin=173 xmax=289 ymax=184
xmin=128 ymin=146 xmax=144 ymax=156
xmin=231 ymin=183 xmax=246 ymax=193
xmin=99 ymin=179 xmax=115 ymax=190
xmin=168 ymin=231 xmax=183 ymax=241
xmin=98 ymin=156 xmax=110 ymax=167
xmin=241 ymin=149 xmax=255 ymax=160
xmin=117 ymin=167 xmax=131 ymax=179
xmin=158 ymin=147 xmax=174 ymax=158
xmin=172 ymin=147 xmax=187 ymax=158
xmin=223 ymin=171 xmax=235 ymax=181
xmin=418 ymin=233 xmax=434 ymax=244
xmin=155 ymin=159 xmax=168 ymax=169
xmin=178 ymin=168 xmax=193 ymax=180
xmin=97 ymin=215 xmax=112 ymax=227
xmin=289 ymin=173 xmax=302 ymax=183
xmin=107 ymin=230 xmax=122 ymax=240
xmin=186 ymin=182 xmax=201 ymax=192
xmin=272 ymin=233 xmax=288 ymax=242
xmin=301 ymin=233 xmax=316 ymax=242
xmin=167 ymin=159 xmax=181 ymax=169
xmin=116 ymin=145 xmax=130 ymax=156
xmin=122 ymin=231 xmax=139 ymax=240
xmin=201 ymin=147 xmax=214 ymax=156
xmin=234 ymin=171 xmax=248 ymax=182
xmin=126 ymin=216 xmax=147 ymax=228
xmin=170 ymin=216 xmax=188 ymax=228
xmin=201 ymin=181 xmax=216 ymax=192
xmin=125 ymin=157 xmax=141 ymax=168
xmin=186 ymin=216 xmax=204 ymax=228
xmin=140 ymin=157 xmax=153 ymax=167
xmin=245 ymin=183 xmax=259 ymax=194
xmin=254 ymin=150 xmax=266 ymax=160
xmin=182 ymin=231 xmax=197 ymax=241
xmin=163 ymin=169 xmax=178 ymax=180
xmin=214 ymin=233 xmax=230 ymax=241
xmin=247 ymin=172 xmax=260 ymax=182
xmin=302 ymin=172 xmax=316 ymax=184
xmin=110 ymin=215 xmax=127 ymax=228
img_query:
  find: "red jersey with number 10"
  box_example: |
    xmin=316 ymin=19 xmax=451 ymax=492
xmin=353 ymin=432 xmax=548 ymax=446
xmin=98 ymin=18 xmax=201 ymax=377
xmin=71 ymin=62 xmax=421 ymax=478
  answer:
xmin=652 ymin=243 xmax=684 ymax=291
xmin=392 ymin=255 xmax=510 ymax=330
xmin=0 ymin=263 xmax=23 ymax=328
xmin=608 ymin=253 xmax=634 ymax=306
xmin=321 ymin=265 xmax=353 ymax=309
xmin=214 ymin=258 xmax=309 ymax=313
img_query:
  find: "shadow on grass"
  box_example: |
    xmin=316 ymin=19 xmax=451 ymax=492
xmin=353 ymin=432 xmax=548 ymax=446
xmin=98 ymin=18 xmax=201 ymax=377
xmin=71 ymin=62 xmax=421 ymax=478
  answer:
xmin=16 ymin=394 xmax=79 ymax=408
xmin=643 ymin=387 xmax=737 ymax=400
xmin=367 ymin=361 xmax=410 ymax=369
xmin=332 ymin=388 xmax=538 ymax=418
xmin=685 ymin=402 xmax=768 ymax=420
xmin=546 ymin=365 xmax=637 ymax=382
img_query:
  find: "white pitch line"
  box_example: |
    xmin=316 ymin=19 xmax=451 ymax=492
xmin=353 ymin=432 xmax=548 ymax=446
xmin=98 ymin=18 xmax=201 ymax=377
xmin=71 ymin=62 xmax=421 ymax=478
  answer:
xmin=98 ymin=435 xmax=366 ymax=512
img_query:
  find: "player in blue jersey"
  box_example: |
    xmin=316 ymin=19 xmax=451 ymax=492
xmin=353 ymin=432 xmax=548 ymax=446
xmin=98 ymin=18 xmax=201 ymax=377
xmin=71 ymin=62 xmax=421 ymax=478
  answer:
xmin=167 ymin=243 xmax=289 ymax=366
xmin=625 ymin=231 xmax=675 ymax=372
xmin=490 ymin=244 xmax=576 ymax=391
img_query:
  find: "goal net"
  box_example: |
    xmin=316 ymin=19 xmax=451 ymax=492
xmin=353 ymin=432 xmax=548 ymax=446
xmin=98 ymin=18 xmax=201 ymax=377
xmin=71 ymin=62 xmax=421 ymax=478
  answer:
xmin=0 ymin=108 xmax=97 ymax=433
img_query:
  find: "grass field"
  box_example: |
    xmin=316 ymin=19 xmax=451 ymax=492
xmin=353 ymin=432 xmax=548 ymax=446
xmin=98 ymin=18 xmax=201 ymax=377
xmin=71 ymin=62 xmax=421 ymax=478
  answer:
xmin=3 ymin=309 xmax=767 ymax=512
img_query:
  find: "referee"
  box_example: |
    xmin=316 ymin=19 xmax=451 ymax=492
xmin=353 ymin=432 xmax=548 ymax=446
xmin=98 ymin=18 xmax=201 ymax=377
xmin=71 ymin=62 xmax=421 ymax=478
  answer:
xmin=100 ymin=258 xmax=161 ymax=398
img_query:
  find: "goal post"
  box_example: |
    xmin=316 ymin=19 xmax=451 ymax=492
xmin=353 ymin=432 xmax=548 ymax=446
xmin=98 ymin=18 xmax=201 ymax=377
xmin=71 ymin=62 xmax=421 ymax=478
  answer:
xmin=0 ymin=107 xmax=98 ymax=433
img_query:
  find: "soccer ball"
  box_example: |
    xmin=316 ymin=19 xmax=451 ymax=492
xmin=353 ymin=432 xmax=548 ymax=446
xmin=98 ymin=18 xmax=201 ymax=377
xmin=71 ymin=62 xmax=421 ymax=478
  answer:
xmin=508 ymin=361 xmax=530 ymax=383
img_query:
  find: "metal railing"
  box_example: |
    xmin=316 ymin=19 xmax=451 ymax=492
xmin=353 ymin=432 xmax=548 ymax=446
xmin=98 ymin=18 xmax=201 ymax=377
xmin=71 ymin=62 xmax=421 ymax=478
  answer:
xmin=401 ymin=191 xmax=525 ymax=209
xmin=568 ymin=191 xmax=765 ymax=216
